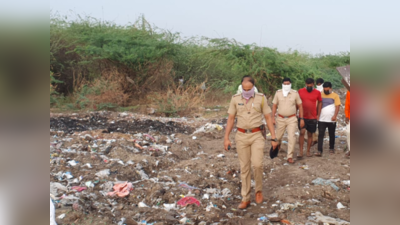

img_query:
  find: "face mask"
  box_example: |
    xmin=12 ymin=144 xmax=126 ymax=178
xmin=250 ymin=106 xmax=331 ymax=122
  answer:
xmin=242 ymin=87 xmax=255 ymax=100
xmin=324 ymin=90 xmax=331 ymax=95
xmin=306 ymin=86 xmax=314 ymax=93
xmin=316 ymin=84 xmax=323 ymax=92
xmin=282 ymin=84 xmax=291 ymax=97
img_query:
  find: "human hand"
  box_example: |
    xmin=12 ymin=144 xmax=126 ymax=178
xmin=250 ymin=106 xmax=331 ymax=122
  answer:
xmin=224 ymin=139 xmax=232 ymax=151
xmin=272 ymin=118 xmax=276 ymax=125
xmin=300 ymin=119 xmax=305 ymax=129
xmin=331 ymin=116 xmax=337 ymax=122
xmin=271 ymin=140 xmax=278 ymax=149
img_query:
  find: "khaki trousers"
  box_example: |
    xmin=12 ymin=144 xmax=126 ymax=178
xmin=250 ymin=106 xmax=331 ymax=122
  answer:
xmin=235 ymin=131 xmax=265 ymax=202
xmin=275 ymin=116 xmax=297 ymax=158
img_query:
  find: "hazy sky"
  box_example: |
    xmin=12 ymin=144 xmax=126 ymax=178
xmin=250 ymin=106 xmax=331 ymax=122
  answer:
xmin=50 ymin=0 xmax=350 ymax=55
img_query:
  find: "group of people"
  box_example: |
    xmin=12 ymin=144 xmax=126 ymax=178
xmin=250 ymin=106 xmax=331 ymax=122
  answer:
xmin=224 ymin=75 xmax=350 ymax=209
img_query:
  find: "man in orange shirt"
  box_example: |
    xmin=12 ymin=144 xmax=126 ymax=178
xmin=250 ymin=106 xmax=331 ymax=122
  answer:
xmin=345 ymin=91 xmax=350 ymax=157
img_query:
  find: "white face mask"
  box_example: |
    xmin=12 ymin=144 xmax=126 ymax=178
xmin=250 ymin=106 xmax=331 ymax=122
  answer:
xmin=316 ymin=84 xmax=323 ymax=92
xmin=282 ymin=84 xmax=291 ymax=97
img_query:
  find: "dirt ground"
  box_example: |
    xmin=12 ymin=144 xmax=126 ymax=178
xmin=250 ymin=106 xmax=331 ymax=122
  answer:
xmin=50 ymin=90 xmax=350 ymax=225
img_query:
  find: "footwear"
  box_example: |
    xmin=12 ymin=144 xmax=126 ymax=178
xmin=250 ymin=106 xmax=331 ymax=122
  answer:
xmin=297 ymin=154 xmax=303 ymax=159
xmin=306 ymin=152 xmax=313 ymax=157
xmin=311 ymin=141 xmax=318 ymax=146
xmin=287 ymin=158 xmax=295 ymax=164
xmin=329 ymin=149 xmax=335 ymax=154
xmin=255 ymin=191 xmax=263 ymax=204
xmin=238 ymin=201 xmax=251 ymax=209
xmin=314 ymin=152 xmax=322 ymax=157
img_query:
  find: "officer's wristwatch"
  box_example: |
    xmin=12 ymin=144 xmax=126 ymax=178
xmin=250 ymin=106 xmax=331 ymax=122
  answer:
xmin=271 ymin=138 xmax=278 ymax=142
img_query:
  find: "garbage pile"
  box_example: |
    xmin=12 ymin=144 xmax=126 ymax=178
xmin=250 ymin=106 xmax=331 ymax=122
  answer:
xmin=50 ymin=112 xmax=350 ymax=224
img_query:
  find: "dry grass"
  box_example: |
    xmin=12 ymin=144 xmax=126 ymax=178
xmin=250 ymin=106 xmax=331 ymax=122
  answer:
xmin=147 ymin=83 xmax=207 ymax=117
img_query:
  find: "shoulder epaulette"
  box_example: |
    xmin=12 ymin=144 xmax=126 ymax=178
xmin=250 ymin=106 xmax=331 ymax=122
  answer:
xmin=276 ymin=89 xmax=282 ymax=92
xmin=291 ymin=89 xmax=298 ymax=93
xmin=233 ymin=93 xmax=241 ymax=97
xmin=256 ymin=93 xmax=265 ymax=96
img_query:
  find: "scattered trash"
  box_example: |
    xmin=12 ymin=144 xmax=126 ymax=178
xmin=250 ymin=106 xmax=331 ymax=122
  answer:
xmin=117 ymin=218 xmax=126 ymax=225
xmin=280 ymin=219 xmax=292 ymax=225
xmin=50 ymin=182 xmax=68 ymax=196
xmin=258 ymin=216 xmax=269 ymax=222
xmin=95 ymin=169 xmax=110 ymax=178
xmin=107 ymin=182 xmax=133 ymax=198
xmin=312 ymin=211 xmax=350 ymax=225
xmin=71 ymin=186 xmax=87 ymax=192
xmin=57 ymin=213 xmax=66 ymax=219
xmin=299 ymin=165 xmax=309 ymax=170
xmin=177 ymin=197 xmax=201 ymax=207
xmin=192 ymin=123 xmax=223 ymax=134
xmin=178 ymin=183 xmax=200 ymax=190
xmin=217 ymin=154 xmax=225 ymax=158
xmin=50 ymin=199 xmax=56 ymax=225
xmin=138 ymin=202 xmax=149 ymax=208
xmin=337 ymin=202 xmax=346 ymax=209
xmin=192 ymin=136 xmax=197 ymax=140
xmin=312 ymin=178 xmax=340 ymax=191
xmin=163 ymin=203 xmax=177 ymax=211
xmin=203 ymin=194 xmax=210 ymax=199
xmin=282 ymin=141 xmax=288 ymax=144
xmin=85 ymin=181 xmax=94 ymax=188
xmin=226 ymin=213 xmax=234 ymax=218
xmin=67 ymin=160 xmax=78 ymax=166
xmin=342 ymin=180 xmax=350 ymax=186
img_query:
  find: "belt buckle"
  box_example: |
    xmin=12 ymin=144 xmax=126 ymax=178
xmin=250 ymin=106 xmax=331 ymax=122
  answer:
xmin=246 ymin=129 xmax=252 ymax=133
xmin=284 ymin=116 xmax=289 ymax=119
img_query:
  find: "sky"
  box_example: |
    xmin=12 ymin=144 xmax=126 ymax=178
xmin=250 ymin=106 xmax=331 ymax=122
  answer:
xmin=48 ymin=0 xmax=351 ymax=55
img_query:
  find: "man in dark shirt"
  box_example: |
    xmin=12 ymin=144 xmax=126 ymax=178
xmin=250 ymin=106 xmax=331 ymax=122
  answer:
xmin=298 ymin=78 xmax=322 ymax=157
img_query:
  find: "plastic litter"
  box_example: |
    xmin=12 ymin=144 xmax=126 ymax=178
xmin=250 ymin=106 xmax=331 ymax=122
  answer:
xmin=192 ymin=136 xmax=197 ymax=140
xmin=313 ymin=211 xmax=350 ymax=225
xmin=217 ymin=154 xmax=225 ymax=158
xmin=85 ymin=181 xmax=94 ymax=188
xmin=107 ymin=182 xmax=133 ymax=198
xmin=63 ymin=172 xmax=73 ymax=179
xmin=95 ymin=169 xmax=110 ymax=178
xmin=67 ymin=160 xmax=78 ymax=166
xmin=203 ymin=194 xmax=210 ymax=199
xmin=192 ymin=123 xmax=223 ymax=134
xmin=57 ymin=213 xmax=65 ymax=219
xmin=299 ymin=165 xmax=309 ymax=170
xmin=138 ymin=202 xmax=149 ymax=208
xmin=258 ymin=216 xmax=269 ymax=222
xmin=163 ymin=203 xmax=177 ymax=211
xmin=71 ymin=186 xmax=87 ymax=192
xmin=178 ymin=182 xmax=200 ymax=190
xmin=226 ymin=213 xmax=234 ymax=218
xmin=117 ymin=218 xmax=126 ymax=225
xmin=177 ymin=196 xmax=201 ymax=207
xmin=50 ymin=182 xmax=68 ymax=196
xmin=85 ymin=163 xmax=92 ymax=168
xmin=337 ymin=202 xmax=346 ymax=209
xmin=143 ymin=134 xmax=156 ymax=142
xmin=312 ymin=178 xmax=340 ymax=191
xmin=342 ymin=180 xmax=350 ymax=186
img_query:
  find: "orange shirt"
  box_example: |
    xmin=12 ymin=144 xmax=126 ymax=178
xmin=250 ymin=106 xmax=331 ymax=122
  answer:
xmin=345 ymin=91 xmax=350 ymax=119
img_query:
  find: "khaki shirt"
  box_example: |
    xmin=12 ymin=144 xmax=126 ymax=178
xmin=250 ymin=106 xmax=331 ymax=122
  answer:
xmin=272 ymin=89 xmax=302 ymax=117
xmin=228 ymin=93 xmax=272 ymax=129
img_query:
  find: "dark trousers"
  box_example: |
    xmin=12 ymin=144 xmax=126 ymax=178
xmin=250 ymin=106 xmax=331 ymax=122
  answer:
xmin=318 ymin=121 xmax=336 ymax=152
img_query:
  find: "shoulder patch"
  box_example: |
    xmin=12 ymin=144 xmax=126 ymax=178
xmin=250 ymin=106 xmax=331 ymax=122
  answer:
xmin=255 ymin=93 xmax=264 ymax=96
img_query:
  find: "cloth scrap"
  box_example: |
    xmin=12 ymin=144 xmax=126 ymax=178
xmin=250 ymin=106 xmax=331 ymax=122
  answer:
xmin=177 ymin=196 xmax=201 ymax=207
xmin=107 ymin=182 xmax=133 ymax=198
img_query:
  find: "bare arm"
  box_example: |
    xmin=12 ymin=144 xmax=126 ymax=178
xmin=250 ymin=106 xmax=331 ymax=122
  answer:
xmin=332 ymin=105 xmax=340 ymax=121
xmin=272 ymin=104 xmax=277 ymax=124
xmin=297 ymin=104 xmax=304 ymax=118
xmin=224 ymin=114 xmax=235 ymax=151
xmin=317 ymin=101 xmax=322 ymax=120
xmin=263 ymin=113 xmax=276 ymax=140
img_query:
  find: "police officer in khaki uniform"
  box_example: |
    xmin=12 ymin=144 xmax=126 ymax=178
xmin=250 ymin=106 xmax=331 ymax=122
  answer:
xmin=272 ymin=78 xmax=304 ymax=164
xmin=224 ymin=76 xmax=278 ymax=209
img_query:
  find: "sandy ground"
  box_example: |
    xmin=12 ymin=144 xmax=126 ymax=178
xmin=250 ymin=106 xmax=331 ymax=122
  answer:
xmin=50 ymin=90 xmax=350 ymax=225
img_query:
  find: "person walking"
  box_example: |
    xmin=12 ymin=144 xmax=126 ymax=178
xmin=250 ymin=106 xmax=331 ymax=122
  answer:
xmin=224 ymin=76 xmax=278 ymax=209
xmin=315 ymin=82 xmax=341 ymax=156
xmin=298 ymin=78 xmax=322 ymax=157
xmin=345 ymin=90 xmax=350 ymax=157
xmin=272 ymin=78 xmax=304 ymax=163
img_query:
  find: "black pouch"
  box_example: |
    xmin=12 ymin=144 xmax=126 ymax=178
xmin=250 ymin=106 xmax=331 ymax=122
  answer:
xmin=269 ymin=144 xmax=281 ymax=159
